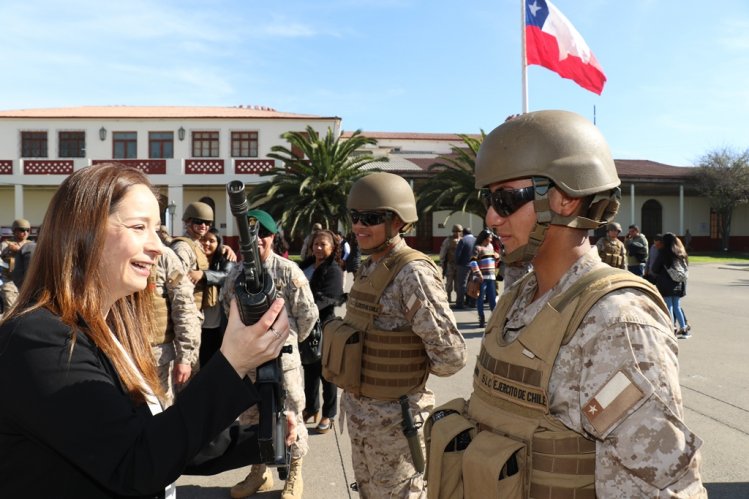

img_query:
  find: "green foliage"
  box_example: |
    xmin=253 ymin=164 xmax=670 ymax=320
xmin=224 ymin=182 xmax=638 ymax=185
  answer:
xmin=416 ymin=132 xmax=486 ymax=223
xmin=247 ymin=126 xmax=387 ymax=239
xmin=694 ymin=148 xmax=749 ymax=250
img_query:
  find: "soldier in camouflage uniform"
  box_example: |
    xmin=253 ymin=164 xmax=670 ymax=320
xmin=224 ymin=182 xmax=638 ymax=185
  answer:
xmin=341 ymin=173 xmax=466 ymax=499
xmin=595 ymin=222 xmax=627 ymax=269
xmin=438 ymin=224 xmax=462 ymax=303
xmin=430 ymin=110 xmax=705 ymax=498
xmin=0 ymin=218 xmax=32 ymax=312
xmin=147 ymin=244 xmax=201 ymax=406
xmin=221 ymin=209 xmax=318 ymax=499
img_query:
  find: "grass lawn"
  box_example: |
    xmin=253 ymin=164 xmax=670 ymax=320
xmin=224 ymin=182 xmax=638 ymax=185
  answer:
xmin=689 ymin=252 xmax=749 ymax=264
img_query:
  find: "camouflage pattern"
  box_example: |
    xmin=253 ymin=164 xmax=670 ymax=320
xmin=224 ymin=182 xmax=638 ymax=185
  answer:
xmin=500 ymin=247 xmax=706 ymax=497
xmin=0 ymin=239 xmax=30 ymax=312
xmin=438 ymin=236 xmax=460 ymax=301
xmin=221 ymin=250 xmax=319 ymax=460
xmin=501 ymin=261 xmax=532 ymax=291
xmin=148 ymin=246 xmax=202 ymax=404
xmin=342 ymin=239 xmax=466 ymax=498
xmin=596 ymin=235 xmax=627 ymax=269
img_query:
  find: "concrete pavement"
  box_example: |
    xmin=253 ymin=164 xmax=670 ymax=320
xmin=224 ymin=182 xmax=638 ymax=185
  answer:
xmin=177 ymin=263 xmax=749 ymax=498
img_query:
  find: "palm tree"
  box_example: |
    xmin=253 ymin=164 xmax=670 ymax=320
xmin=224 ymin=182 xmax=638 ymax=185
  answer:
xmin=416 ymin=132 xmax=486 ymax=224
xmin=248 ymin=126 xmax=387 ymax=239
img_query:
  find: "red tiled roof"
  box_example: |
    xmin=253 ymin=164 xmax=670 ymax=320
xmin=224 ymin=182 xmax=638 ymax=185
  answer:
xmin=614 ymin=160 xmax=695 ymax=178
xmin=0 ymin=105 xmax=340 ymax=120
xmin=341 ymin=131 xmax=481 ymax=141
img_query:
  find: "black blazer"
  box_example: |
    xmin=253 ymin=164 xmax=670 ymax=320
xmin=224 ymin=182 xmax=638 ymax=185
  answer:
xmin=0 ymin=307 xmax=261 ymax=498
xmin=302 ymin=257 xmax=345 ymax=325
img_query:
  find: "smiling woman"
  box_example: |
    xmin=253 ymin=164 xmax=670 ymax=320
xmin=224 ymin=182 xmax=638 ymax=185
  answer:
xmin=0 ymin=163 xmax=293 ymax=498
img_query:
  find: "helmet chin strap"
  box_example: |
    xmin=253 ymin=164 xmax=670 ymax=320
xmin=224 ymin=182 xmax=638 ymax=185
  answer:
xmin=501 ymin=186 xmax=622 ymax=264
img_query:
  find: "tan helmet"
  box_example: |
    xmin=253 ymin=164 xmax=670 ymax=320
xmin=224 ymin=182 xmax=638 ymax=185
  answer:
xmin=347 ymin=172 xmax=418 ymax=224
xmin=182 ymin=201 xmax=214 ymax=222
xmin=451 ymin=224 xmax=464 ymax=233
xmin=607 ymin=222 xmax=622 ymax=233
xmin=475 ymin=110 xmax=620 ymax=196
xmin=12 ymin=218 xmax=31 ymax=230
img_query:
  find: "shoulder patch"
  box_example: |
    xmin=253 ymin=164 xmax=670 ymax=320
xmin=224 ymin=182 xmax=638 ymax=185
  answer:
xmin=583 ymin=370 xmax=644 ymax=435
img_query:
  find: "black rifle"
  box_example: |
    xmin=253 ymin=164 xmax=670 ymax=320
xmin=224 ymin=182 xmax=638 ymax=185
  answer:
xmin=226 ymin=180 xmax=290 ymax=479
xmin=399 ymin=395 xmax=425 ymax=473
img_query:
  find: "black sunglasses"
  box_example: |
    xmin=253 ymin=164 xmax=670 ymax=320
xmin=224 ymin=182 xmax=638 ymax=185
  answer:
xmin=257 ymin=226 xmax=273 ymax=238
xmin=191 ymin=218 xmax=212 ymax=226
xmin=350 ymin=210 xmax=388 ymax=226
xmin=15 ymin=228 xmax=31 ymax=232
xmin=481 ymin=186 xmax=536 ymax=217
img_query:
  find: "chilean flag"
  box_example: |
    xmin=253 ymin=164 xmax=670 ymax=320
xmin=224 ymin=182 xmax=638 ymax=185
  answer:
xmin=525 ymin=0 xmax=606 ymax=95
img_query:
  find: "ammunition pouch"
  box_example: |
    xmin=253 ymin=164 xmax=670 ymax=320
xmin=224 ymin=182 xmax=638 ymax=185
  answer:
xmin=321 ymin=318 xmax=363 ymax=395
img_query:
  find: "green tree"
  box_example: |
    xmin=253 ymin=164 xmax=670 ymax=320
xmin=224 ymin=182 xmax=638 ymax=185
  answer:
xmin=416 ymin=132 xmax=486 ymax=224
xmin=248 ymin=126 xmax=386 ymax=239
xmin=694 ymin=147 xmax=749 ymax=251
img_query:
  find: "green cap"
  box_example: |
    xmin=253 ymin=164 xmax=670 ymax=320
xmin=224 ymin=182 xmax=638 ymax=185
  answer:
xmin=247 ymin=209 xmax=278 ymax=234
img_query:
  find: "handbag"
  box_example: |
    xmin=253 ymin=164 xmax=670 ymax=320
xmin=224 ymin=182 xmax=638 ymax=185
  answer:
xmin=299 ymin=320 xmax=323 ymax=365
xmin=666 ymin=259 xmax=688 ymax=283
xmin=466 ymin=274 xmax=482 ymax=299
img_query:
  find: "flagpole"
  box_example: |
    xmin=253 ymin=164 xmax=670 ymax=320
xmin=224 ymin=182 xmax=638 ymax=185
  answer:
xmin=521 ymin=0 xmax=529 ymax=113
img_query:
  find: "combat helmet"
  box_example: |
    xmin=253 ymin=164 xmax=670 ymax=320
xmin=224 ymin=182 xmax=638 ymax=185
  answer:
xmin=347 ymin=172 xmax=418 ymax=224
xmin=182 ymin=201 xmax=214 ymax=222
xmin=475 ymin=110 xmax=621 ymax=263
xmin=607 ymin=222 xmax=622 ymax=233
xmin=12 ymin=218 xmax=31 ymax=231
xmin=347 ymin=172 xmax=417 ymax=254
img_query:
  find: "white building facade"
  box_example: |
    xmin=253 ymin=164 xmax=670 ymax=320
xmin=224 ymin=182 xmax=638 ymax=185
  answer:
xmin=0 ymin=106 xmax=340 ymax=239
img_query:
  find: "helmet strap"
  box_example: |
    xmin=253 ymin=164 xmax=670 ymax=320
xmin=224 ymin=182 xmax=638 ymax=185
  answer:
xmin=360 ymin=212 xmax=402 ymax=256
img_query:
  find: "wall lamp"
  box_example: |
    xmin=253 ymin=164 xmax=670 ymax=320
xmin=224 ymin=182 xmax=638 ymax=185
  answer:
xmin=178 ymin=126 xmax=186 ymax=141
xmin=99 ymin=127 xmax=107 ymax=141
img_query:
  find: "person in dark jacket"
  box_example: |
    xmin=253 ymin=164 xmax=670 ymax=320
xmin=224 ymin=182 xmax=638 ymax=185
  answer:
xmin=0 ymin=163 xmax=292 ymax=499
xmin=300 ymin=229 xmax=345 ymax=433
xmin=454 ymin=227 xmax=476 ymax=309
xmin=652 ymin=232 xmax=691 ymax=338
xmin=198 ymin=228 xmax=235 ymax=367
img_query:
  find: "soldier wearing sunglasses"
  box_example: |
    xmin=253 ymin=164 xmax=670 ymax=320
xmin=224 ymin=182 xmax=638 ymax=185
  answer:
xmin=329 ymin=172 xmax=466 ymax=498
xmin=425 ymin=110 xmax=705 ymax=498
xmin=1 ymin=218 xmax=33 ymax=312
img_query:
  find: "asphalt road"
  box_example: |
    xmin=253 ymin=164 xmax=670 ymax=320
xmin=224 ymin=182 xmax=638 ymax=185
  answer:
xmin=177 ymin=262 xmax=749 ymax=498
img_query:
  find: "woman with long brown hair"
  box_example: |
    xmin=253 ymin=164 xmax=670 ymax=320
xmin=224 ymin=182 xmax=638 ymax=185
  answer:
xmin=0 ymin=163 xmax=291 ymax=498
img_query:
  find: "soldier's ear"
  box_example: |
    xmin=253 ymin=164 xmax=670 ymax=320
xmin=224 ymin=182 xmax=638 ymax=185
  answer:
xmin=550 ymin=188 xmax=583 ymax=217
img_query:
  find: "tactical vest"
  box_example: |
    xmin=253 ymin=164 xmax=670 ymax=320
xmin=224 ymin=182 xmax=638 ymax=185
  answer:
xmin=597 ymin=238 xmax=625 ymax=268
xmin=147 ymin=265 xmax=175 ymax=346
xmin=328 ymin=246 xmax=433 ymax=400
xmin=171 ymin=237 xmax=209 ymax=310
xmin=428 ymin=267 xmax=667 ymax=499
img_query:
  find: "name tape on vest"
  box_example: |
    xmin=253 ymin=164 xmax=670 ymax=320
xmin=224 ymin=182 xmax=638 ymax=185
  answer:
xmin=475 ymin=363 xmax=547 ymax=409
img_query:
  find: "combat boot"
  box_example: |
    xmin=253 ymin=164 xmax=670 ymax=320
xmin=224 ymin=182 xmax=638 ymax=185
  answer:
xmin=281 ymin=458 xmax=303 ymax=499
xmin=230 ymin=464 xmax=273 ymax=498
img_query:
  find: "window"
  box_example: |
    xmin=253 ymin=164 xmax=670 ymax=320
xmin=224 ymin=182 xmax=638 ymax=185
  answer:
xmin=149 ymin=131 xmax=174 ymax=159
xmin=192 ymin=131 xmax=219 ymax=157
xmin=21 ymin=131 xmax=48 ymax=158
xmin=59 ymin=131 xmax=85 ymax=158
xmin=113 ymin=132 xmax=137 ymax=159
xmin=231 ymin=131 xmax=258 ymax=157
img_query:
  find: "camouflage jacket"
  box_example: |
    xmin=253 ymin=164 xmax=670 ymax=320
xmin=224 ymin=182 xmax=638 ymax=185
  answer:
xmin=501 ymin=247 xmax=705 ymax=497
xmin=221 ymin=251 xmax=318 ymax=371
xmin=152 ymin=246 xmax=201 ymax=366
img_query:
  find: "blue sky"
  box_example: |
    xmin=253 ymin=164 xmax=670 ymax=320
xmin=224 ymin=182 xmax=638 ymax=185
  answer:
xmin=1 ymin=0 xmax=748 ymax=167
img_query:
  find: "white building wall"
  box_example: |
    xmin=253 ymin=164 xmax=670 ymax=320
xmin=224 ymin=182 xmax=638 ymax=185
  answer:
xmin=0 ymin=116 xmax=340 ymax=235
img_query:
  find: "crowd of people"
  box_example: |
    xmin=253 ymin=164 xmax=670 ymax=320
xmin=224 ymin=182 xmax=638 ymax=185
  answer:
xmin=0 ymin=109 xmax=707 ymax=499
xmin=596 ymin=224 xmax=693 ymax=338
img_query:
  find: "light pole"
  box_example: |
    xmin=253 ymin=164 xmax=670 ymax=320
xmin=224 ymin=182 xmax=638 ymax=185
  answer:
xmin=167 ymin=200 xmax=177 ymax=236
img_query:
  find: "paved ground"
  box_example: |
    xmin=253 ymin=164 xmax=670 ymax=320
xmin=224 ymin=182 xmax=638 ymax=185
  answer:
xmin=177 ymin=263 xmax=749 ymax=498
